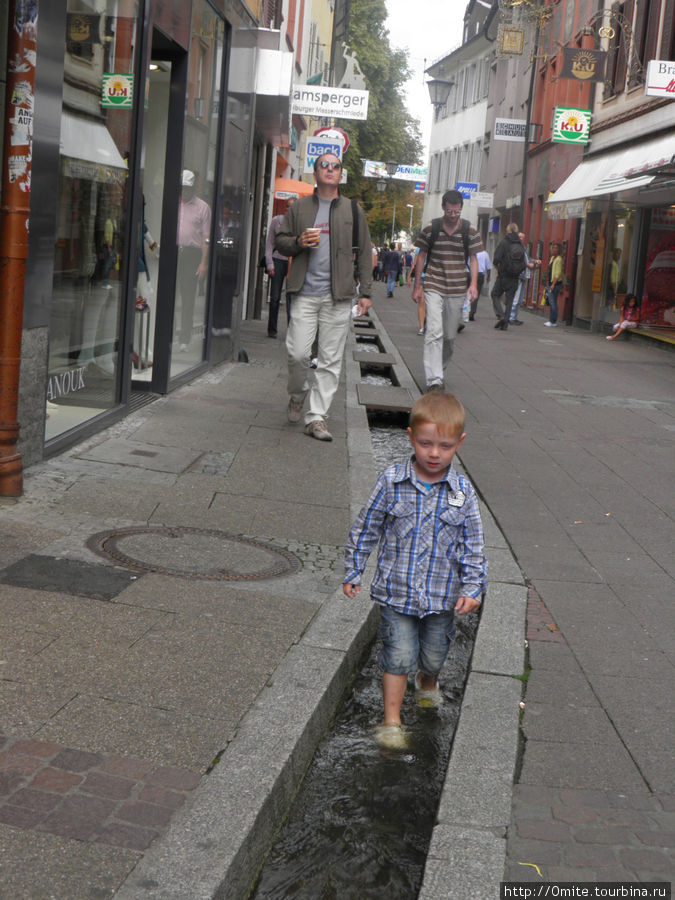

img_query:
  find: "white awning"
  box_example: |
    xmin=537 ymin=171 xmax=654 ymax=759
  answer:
xmin=548 ymin=133 xmax=675 ymax=214
xmin=60 ymin=111 xmax=127 ymax=169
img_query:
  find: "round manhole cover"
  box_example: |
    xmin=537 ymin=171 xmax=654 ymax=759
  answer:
xmin=87 ymin=527 xmax=300 ymax=581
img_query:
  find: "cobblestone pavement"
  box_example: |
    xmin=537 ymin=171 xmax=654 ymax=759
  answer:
xmin=371 ymin=283 xmax=674 ymax=888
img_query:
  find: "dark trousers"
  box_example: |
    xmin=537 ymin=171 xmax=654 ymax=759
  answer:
xmin=491 ymin=274 xmax=519 ymax=328
xmin=470 ymin=272 xmax=485 ymax=319
xmin=268 ymin=258 xmax=289 ymax=335
xmin=177 ymin=246 xmax=202 ymax=344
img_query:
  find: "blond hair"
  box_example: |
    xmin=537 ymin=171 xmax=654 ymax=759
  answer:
xmin=506 ymin=222 xmax=519 ymax=235
xmin=409 ymin=392 xmax=465 ymax=437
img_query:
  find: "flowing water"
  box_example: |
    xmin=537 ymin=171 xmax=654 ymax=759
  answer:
xmin=251 ymin=413 xmax=478 ymax=899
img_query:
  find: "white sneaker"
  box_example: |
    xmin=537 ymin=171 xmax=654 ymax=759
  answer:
xmin=544 ymin=321 xmax=556 ymax=327
xmin=414 ymin=672 xmax=443 ymax=708
xmin=310 ymin=357 xmax=318 ymax=369
xmin=376 ymin=724 xmax=408 ymax=750
xmin=304 ymin=419 xmax=332 ymax=441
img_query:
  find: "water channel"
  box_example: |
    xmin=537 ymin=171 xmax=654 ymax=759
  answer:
xmin=250 ymin=365 xmax=479 ymax=899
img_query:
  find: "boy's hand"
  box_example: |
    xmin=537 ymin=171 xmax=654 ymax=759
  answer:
xmin=343 ymin=583 xmax=360 ymax=599
xmin=455 ymin=596 xmax=481 ymax=615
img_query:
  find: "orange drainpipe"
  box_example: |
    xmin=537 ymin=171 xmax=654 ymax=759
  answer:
xmin=0 ymin=1 xmax=38 ymax=496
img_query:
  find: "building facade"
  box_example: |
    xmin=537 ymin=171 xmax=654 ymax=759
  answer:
xmin=1 ymin=0 xmax=297 ymax=492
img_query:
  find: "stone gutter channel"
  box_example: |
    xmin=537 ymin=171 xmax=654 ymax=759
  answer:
xmin=117 ymin=309 xmax=527 ymax=900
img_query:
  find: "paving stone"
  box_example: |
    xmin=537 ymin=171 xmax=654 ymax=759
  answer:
xmin=8 ymin=787 xmax=61 ymax=813
xmin=30 ymin=767 xmax=83 ymax=793
xmin=0 ymin=805 xmax=46 ymax=828
xmin=563 ymin=842 xmax=619 ymax=867
xmin=116 ymin=797 xmax=173 ymax=830
xmin=145 ymin=766 xmax=201 ymax=792
xmin=11 ymin=738 xmax=62 ymax=758
xmin=51 ymin=748 xmax=105 ymax=773
xmin=80 ymin=771 xmax=135 ymax=800
xmin=137 ymin=783 xmax=186 ymax=810
xmin=516 ymin=819 xmax=570 ymax=841
xmin=620 ymin=847 xmax=673 ymax=873
xmin=0 ymin=752 xmax=43 ymax=777
xmin=0 ymin=771 xmax=25 ymax=795
xmin=38 ymin=794 xmax=117 ymax=841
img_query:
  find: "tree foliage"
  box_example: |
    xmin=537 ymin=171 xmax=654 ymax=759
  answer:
xmin=340 ymin=0 xmax=424 ymax=243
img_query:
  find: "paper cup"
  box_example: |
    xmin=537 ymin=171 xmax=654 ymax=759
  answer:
xmin=307 ymin=228 xmax=320 ymax=247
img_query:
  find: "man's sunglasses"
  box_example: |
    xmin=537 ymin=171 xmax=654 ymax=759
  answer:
xmin=317 ymin=161 xmax=342 ymax=170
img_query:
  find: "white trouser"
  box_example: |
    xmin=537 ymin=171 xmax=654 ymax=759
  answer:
xmin=510 ymin=278 xmax=526 ymax=321
xmin=286 ymin=293 xmax=352 ymax=424
xmin=423 ymin=291 xmax=465 ymax=388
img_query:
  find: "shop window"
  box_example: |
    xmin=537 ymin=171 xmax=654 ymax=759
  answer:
xmin=603 ymin=207 xmax=635 ymax=322
xmin=169 ymin=1 xmax=224 ymax=379
xmin=642 ymin=208 xmax=675 ymax=328
xmin=46 ymin=1 xmax=141 ymax=442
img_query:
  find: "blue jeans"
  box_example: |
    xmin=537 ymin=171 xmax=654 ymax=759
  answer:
xmin=377 ymin=605 xmax=455 ymax=676
xmin=548 ymin=283 xmax=561 ymax=324
xmin=386 ymin=270 xmax=398 ymax=295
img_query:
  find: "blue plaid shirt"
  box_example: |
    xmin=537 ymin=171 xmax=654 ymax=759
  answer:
xmin=344 ymin=457 xmax=487 ymax=616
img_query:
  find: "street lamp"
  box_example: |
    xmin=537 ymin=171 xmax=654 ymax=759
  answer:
xmin=391 ymin=198 xmax=396 ymax=244
xmin=426 ymin=78 xmax=454 ymax=112
xmin=385 ymin=159 xmax=398 ymax=178
xmin=406 ymin=203 xmax=414 ymax=234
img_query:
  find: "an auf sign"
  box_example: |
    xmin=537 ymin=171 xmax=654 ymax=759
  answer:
xmin=552 ymin=106 xmax=591 ymax=145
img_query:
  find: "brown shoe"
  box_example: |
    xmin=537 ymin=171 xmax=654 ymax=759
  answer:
xmin=287 ymin=394 xmax=305 ymax=423
xmin=304 ymin=419 xmax=332 ymax=441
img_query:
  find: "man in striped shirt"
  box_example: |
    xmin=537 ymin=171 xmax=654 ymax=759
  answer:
xmin=412 ymin=190 xmax=483 ymax=391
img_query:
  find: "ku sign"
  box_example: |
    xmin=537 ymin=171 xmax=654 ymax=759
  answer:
xmin=552 ymin=106 xmax=591 ymax=145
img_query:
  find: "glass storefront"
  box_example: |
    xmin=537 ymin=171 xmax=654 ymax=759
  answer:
xmin=642 ymin=207 xmax=675 ymax=327
xmin=602 ymin=205 xmax=635 ymax=324
xmin=46 ymin=1 xmax=140 ymax=440
xmin=169 ymin=1 xmax=224 ymax=378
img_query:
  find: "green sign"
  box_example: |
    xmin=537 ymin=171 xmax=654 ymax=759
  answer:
xmin=102 ymin=73 xmax=134 ymax=109
xmin=552 ymin=106 xmax=591 ymax=144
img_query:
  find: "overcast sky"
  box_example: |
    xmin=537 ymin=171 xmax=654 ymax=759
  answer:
xmin=384 ymin=0 xmax=467 ymax=160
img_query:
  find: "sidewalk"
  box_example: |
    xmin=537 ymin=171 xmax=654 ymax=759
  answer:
xmin=374 ymin=285 xmax=675 ymax=886
xmin=0 ymin=321 xmax=378 ymax=898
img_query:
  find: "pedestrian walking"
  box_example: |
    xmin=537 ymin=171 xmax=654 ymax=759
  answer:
xmin=491 ymin=223 xmax=526 ymax=331
xmin=470 ymin=248 xmax=491 ymax=320
xmin=264 ymin=198 xmax=295 ymax=338
xmin=343 ymin=391 xmax=487 ymax=749
xmin=509 ymin=232 xmax=541 ymax=325
xmin=275 ymin=152 xmax=372 ymax=441
xmin=383 ymin=244 xmax=401 ymax=298
xmin=412 ymin=189 xmax=482 ymax=391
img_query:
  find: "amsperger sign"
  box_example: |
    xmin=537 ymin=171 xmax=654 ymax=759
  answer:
xmin=291 ymin=85 xmax=369 ymax=120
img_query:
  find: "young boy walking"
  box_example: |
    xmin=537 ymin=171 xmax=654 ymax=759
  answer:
xmin=343 ymin=392 xmax=487 ymax=749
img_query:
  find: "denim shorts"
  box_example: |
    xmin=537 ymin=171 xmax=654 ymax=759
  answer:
xmin=377 ymin=605 xmax=456 ymax=676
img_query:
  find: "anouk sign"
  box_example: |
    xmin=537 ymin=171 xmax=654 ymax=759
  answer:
xmin=47 ymin=366 xmax=86 ymax=401
xmin=291 ymin=86 xmax=369 ymax=120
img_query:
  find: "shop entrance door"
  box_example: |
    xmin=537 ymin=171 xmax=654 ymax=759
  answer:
xmin=131 ymin=29 xmax=185 ymax=390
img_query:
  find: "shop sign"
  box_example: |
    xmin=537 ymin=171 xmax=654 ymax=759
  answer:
xmin=552 ymin=106 xmax=591 ymax=144
xmin=305 ymin=137 xmax=343 ymax=174
xmin=101 ymin=73 xmax=134 ymax=109
xmin=291 ymin=85 xmax=369 ymax=120
xmin=47 ymin=367 xmax=86 ymax=401
xmin=362 ymin=161 xmax=428 ymax=182
xmin=472 ymin=191 xmax=494 ymax=207
xmin=414 ymin=182 xmax=426 ymax=193
xmin=645 ymin=60 xmax=675 ymax=98
xmin=456 ymin=182 xmax=478 ymax=199
xmin=494 ymin=118 xmax=527 ymax=142
xmin=561 ymin=48 xmax=606 ymax=83
xmin=314 ymin=126 xmax=350 ymax=153
xmin=496 ymin=25 xmax=524 ymax=57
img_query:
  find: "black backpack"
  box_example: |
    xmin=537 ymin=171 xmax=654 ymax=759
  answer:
xmin=422 ymin=217 xmax=471 ymax=280
xmin=501 ymin=239 xmax=526 ymax=278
